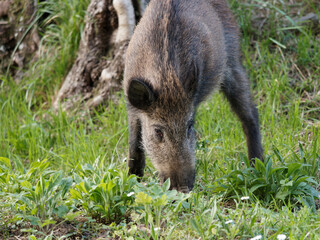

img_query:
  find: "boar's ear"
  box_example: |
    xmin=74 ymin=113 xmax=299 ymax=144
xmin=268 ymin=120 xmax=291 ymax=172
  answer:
xmin=128 ymin=79 xmax=155 ymax=110
xmin=182 ymin=61 xmax=198 ymax=96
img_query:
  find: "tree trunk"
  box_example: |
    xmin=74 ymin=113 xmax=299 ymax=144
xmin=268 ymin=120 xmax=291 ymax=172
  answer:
xmin=0 ymin=0 xmax=40 ymax=78
xmin=53 ymin=0 xmax=147 ymax=111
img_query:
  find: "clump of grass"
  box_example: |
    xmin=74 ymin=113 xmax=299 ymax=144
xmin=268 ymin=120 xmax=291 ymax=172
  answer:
xmin=211 ymin=149 xmax=320 ymax=210
xmin=10 ymin=0 xmax=91 ymax=108
xmin=70 ymin=163 xmax=138 ymax=224
xmin=0 ymin=158 xmax=72 ymax=234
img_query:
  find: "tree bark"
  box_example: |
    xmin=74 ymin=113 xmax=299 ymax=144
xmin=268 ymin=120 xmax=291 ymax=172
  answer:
xmin=53 ymin=0 xmax=147 ymax=111
xmin=0 ymin=0 xmax=40 ymax=78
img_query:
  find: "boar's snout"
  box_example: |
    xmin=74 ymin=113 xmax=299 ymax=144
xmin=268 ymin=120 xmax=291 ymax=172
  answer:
xmin=159 ymin=168 xmax=195 ymax=193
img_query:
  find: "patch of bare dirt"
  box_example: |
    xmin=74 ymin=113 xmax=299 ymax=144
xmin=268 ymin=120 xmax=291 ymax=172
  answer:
xmin=0 ymin=218 xmax=112 ymax=240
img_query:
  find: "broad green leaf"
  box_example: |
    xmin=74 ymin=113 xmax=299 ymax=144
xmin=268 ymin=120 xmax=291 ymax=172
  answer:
xmin=237 ymin=174 xmax=244 ymax=181
xmin=265 ymin=157 xmax=273 ymax=178
xmin=280 ymin=179 xmax=293 ymax=187
xmin=60 ymin=177 xmax=73 ymax=197
xmin=287 ymin=162 xmax=302 ymax=176
xmin=0 ymin=157 xmax=12 ymax=170
xmin=31 ymin=207 xmax=38 ymax=215
xmin=292 ymin=176 xmax=309 ymax=188
xmin=162 ymin=178 xmax=171 ymax=191
xmin=78 ymin=181 xmax=88 ymax=194
xmin=99 ymin=182 xmax=107 ymax=192
xmin=107 ymin=180 xmax=116 ymax=192
xmin=35 ymin=178 xmax=42 ymax=196
xmin=21 ymin=180 xmax=32 ymax=190
xmin=25 ymin=215 xmax=41 ymax=226
xmin=250 ymin=184 xmax=267 ymax=193
xmin=70 ymin=189 xmax=82 ymax=200
xmin=153 ymin=194 xmax=168 ymax=207
xmin=273 ymin=147 xmax=284 ymax=163
xmin=64 ymin=211 xmax=82 ymax=221
xmin=270 ymin=167 xmax=286 ymax=174
xmin=135 ymin=192 xmax=152 ymax=205
xmin=275 ymin=190 xmax=290 ymax=200
xmin=41 ymin=218 xmax=57 ymax=227
xmin=54 ymin=205 xmax=69 ymax=218
xmin=255 ymin=158 xmax=266 ymax=173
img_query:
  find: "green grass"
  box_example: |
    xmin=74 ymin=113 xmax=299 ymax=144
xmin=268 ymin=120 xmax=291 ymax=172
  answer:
xmin=1 ymin=0 xmax=320 ymax=239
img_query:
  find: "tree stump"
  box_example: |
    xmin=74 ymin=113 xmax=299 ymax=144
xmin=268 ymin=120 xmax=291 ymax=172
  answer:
xmin=53 ymin=0 xmax=148 ymax=111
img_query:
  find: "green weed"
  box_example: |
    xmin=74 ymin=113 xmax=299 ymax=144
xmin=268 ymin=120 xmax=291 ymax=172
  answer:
xmin=212 ymin=151 xmax=320 ymax=209
xmin=69 ymin=164 xmax=137 ymax=224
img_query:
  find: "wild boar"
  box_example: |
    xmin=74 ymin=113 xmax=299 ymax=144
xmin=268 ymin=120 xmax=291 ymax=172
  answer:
xmin=123 ymin=0 xmax=263 ymax=192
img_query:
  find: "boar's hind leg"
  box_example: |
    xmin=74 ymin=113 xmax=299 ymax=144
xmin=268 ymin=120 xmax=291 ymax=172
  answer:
xmin=128 ymin=112 xmax=145 ymax=177
xmin=221 ymin=65 xmax=264 ymax=162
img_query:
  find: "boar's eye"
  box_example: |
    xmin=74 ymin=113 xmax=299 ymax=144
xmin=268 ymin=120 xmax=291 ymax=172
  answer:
xmin=154 ymin=128 xmax=164 ymax=142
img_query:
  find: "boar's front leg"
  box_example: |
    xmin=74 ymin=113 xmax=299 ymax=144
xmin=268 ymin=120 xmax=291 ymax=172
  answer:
xmin=221 ymin=65 xmax=264 ymax=162
xmin=127 ymin=110 xmax=145 ymax=177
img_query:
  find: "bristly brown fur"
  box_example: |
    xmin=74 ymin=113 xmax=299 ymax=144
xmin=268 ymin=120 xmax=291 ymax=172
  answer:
xmin=123 ymin=0 xmax=264 ymax=192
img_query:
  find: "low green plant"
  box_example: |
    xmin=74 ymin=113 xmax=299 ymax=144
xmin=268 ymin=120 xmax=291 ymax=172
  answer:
xmin=70 ymin=165 xmax=138 ymax=223
xmin=17 ymin=172 xmax=72 ymax=220
xmin=132 ymin=179 xmax=190 ymax=240
xmin=213 ymin=150 xmax=320 ymax=209
xmin=0 ymin=158 xmax=72 ymax=233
